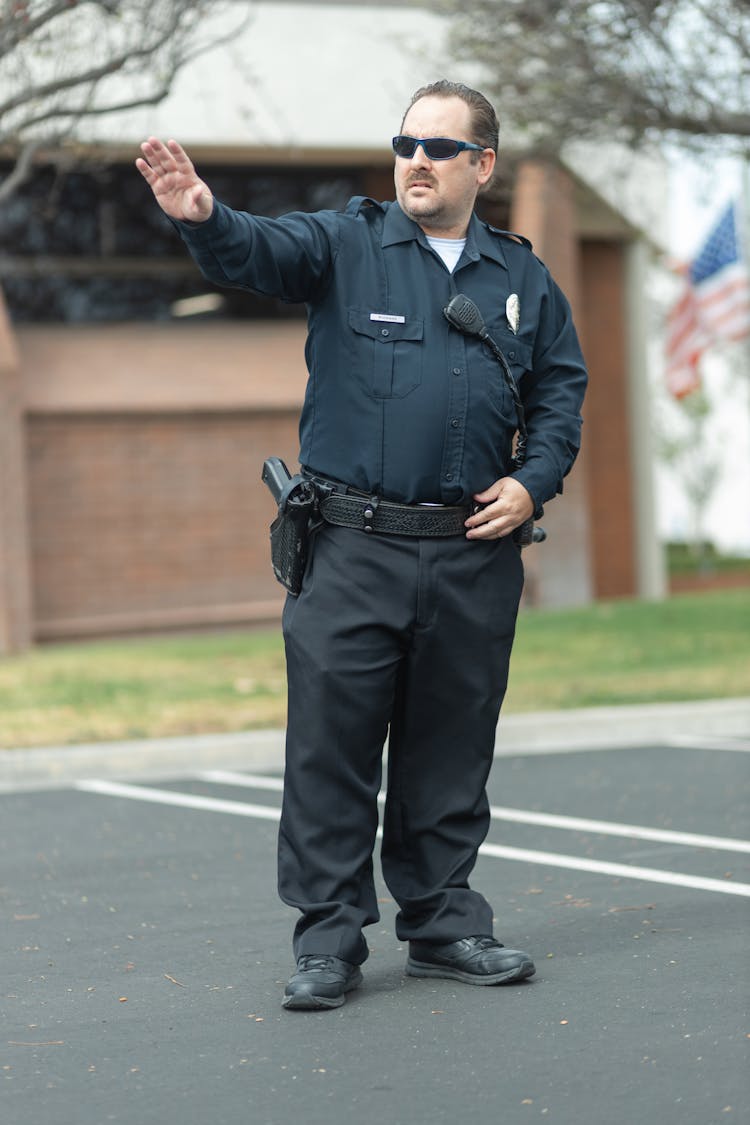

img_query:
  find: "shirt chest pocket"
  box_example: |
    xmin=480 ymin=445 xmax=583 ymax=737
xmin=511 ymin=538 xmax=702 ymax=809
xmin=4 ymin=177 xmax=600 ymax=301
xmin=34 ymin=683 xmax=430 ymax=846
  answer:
xmin=500 ymin=336 xmax=533 ymax=378
xmin=483 ymin=329 xmax=533 ymax=413
xmin=348 ymin=309 xmax=424 ymax=399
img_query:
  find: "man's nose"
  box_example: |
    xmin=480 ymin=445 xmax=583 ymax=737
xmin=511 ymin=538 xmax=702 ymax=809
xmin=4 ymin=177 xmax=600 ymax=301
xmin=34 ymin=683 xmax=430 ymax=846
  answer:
xmin=409 ymin=142 xmax=431 ymax=166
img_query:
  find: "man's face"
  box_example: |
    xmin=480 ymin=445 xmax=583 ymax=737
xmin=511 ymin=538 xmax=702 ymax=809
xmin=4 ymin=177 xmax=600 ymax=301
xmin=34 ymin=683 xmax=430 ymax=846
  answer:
xmin=394 ymin=95 xmax=496 ymax=239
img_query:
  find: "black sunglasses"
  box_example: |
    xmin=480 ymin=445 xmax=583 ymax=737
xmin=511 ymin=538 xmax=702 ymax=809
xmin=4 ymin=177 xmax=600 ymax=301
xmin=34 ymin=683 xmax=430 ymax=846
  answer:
xmin=392 ymin=135 xmax=487 ymax=161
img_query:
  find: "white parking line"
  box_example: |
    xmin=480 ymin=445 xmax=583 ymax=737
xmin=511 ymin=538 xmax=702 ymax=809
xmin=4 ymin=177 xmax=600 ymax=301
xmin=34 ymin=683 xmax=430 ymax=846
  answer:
xmin=75 ymin=778 xmax=282 ymax=821
xmin=477 ymin=842 xmax=750 ymax=897
xmin=76 ymin=777 xmax=750 ymax=898
xmin=486 ymin=806 xmax=750 ymax=854
xmin=198 ymin=770 xmax=750 ymax=855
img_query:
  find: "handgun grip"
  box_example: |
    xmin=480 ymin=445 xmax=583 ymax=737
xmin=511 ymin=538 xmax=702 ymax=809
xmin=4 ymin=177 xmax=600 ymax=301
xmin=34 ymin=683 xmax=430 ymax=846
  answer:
xmin=261 ymin=457 xmax=292 ymax=504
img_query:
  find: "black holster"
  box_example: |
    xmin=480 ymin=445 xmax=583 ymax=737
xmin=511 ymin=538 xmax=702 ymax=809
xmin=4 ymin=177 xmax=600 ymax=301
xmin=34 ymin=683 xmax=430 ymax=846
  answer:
xmin=262 ymin=458 xmax=317 ymax=596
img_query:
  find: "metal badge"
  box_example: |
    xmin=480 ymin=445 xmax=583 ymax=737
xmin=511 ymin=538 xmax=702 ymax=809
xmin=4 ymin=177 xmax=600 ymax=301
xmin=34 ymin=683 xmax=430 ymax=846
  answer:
xmin=505 ymin=293 xmax=520 ymax=334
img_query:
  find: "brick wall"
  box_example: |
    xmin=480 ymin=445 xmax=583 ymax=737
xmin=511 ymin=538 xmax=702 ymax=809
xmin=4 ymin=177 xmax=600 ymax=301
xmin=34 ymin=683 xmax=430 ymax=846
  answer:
xmin=27 ymin=411 xmax=299 ymax=640
xmin=17 ymin=322 xmax=308 ymax=640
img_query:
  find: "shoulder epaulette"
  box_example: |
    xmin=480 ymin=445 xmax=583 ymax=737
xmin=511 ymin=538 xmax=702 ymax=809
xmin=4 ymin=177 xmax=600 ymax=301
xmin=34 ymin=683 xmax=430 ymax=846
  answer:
xmin=485 ymin=224 xmax=533 ymax=251
xmin=345 ymin=196 xmax=385 ymax=216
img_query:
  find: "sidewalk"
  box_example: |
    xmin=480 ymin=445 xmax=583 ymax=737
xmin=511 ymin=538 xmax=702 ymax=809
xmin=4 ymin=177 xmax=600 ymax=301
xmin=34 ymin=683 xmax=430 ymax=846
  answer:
xmin=1 ymin=696 xmax=748 ymax=791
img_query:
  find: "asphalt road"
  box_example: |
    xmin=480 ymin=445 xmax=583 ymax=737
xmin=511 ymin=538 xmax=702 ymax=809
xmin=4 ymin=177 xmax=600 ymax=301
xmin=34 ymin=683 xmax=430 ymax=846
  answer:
xmin=2 ymin=740 xmax=749 ymax=1125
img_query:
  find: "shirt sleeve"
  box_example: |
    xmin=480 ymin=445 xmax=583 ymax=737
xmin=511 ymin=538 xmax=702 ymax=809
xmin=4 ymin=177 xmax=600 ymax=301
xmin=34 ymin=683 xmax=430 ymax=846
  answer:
xmin=173 ymin=200 xmax=338 ymax=304
xmin=511 ymin=270 xmax=588 ymax=514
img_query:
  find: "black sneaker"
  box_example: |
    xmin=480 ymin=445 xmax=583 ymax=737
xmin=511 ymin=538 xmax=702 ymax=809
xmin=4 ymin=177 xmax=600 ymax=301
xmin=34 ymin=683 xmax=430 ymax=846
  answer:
xmin=406 ymin=935 xmax=536 ymax=985
xmin=282 ymin=954 xmax=363 ymax=1010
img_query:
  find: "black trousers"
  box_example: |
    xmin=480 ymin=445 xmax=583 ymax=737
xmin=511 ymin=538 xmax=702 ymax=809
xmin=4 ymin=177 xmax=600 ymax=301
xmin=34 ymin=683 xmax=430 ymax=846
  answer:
xmin=278 ymin=523 xmax=524 ymax=965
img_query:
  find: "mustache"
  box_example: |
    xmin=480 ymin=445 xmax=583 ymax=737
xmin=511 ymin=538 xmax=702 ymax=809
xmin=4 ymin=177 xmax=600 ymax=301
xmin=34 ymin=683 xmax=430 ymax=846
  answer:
xmin=406 ymin=174 xmax=436 ymax=188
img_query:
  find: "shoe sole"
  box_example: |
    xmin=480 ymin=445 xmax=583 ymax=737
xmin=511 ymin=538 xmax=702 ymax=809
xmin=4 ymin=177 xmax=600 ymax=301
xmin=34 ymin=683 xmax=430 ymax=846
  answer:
xmin=282 ymin=969 xmax=363 ymax=1010
xmin=406 ymin=958 xmax=536 ymax=986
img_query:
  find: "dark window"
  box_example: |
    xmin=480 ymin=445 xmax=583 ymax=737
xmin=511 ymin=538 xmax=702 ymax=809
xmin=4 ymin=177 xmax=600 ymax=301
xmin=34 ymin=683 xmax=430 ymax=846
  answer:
xmin=0 ymin=161 xmax=363 ymax=323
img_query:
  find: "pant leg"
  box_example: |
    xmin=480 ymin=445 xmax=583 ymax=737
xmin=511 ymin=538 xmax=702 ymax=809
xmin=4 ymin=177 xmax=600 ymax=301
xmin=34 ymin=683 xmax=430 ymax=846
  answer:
xmin=278 ymin=525 xmax=418 ymax=964
xmin=380 ymin=533 xmax=524 ymax=943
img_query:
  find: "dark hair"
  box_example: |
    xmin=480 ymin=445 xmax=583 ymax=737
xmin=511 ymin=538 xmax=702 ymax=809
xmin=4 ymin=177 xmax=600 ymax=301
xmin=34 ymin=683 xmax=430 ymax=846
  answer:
xmin=400 ymin=80 xmax=499 ymax=156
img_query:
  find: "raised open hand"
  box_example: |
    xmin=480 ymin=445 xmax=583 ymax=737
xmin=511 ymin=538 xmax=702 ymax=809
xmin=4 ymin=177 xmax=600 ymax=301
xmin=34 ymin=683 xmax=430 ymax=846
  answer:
xmin=135 ymin=137 xmax=214 ymax=223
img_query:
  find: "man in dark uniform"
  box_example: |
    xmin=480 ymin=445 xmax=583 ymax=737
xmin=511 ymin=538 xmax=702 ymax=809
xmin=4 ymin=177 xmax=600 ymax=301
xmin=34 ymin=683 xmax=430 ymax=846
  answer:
xmin=136 ymin=80 xmax=587 ymax=1011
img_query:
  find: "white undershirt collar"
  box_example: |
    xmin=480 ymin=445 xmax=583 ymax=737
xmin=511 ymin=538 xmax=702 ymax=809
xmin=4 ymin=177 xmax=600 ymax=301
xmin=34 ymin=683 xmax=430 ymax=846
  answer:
xmin=425 ymin=235 xmax=467 ymax=273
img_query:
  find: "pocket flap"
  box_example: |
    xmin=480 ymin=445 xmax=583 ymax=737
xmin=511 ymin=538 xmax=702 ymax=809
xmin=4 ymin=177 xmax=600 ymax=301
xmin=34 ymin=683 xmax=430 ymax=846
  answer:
xmin=348 ymin=309 xmax=424 ymax=343
xmin=492 ymin=330 xmax=533 ymax=371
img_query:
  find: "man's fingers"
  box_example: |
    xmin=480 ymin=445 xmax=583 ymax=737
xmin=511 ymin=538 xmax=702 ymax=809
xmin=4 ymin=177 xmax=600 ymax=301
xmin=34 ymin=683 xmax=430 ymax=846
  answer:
xmin=152 ymin=137 xmax=194 ymax=175
xmin=134 ymin=156 xmax=155 ymax=182
xmin=139 ymin=138 xmax=166 ymax=171
xmin=465 ymin=515 xmax=512 ymax=541
xmin=166 ymin=138 xmax=194 ymax=169
xmin=465 ymin=501 xmax=504 ymax=537
xmin=138 ymin=138 xmax=197 ymax=184
xmin=138 ymin=138 xmax=181 ymax=177
xmin=465 ymin=477 xmax=533 ymax=540
xmin=465 ymin=502 xmax=502 ymax=530
xmin=472 ymin=486 xmax=501 ymax=505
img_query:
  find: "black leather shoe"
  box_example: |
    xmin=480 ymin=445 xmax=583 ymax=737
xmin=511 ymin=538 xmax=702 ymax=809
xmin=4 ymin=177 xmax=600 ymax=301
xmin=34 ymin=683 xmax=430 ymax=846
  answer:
xmin=406 ymin=935 xmax=536 ymax=985
xmin=282 ymin=954 xmax=363 ymax=1010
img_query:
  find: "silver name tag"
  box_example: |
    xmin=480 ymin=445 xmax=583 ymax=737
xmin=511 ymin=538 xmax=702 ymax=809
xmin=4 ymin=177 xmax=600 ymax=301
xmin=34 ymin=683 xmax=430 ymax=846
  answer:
xmin=369 ymin=313 xmax=406 ymax=324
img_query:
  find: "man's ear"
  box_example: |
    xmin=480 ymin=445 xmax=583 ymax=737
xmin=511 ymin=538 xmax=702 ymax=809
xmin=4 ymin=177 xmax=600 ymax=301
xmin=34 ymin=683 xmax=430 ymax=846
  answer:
xmin=477 ymin=149 xmax=496 ymax=187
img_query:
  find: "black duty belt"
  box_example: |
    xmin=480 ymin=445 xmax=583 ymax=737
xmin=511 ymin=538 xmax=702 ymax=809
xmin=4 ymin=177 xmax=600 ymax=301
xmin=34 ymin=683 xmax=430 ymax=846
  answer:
xmin=319 ymin=492 xmax=470 ymax=538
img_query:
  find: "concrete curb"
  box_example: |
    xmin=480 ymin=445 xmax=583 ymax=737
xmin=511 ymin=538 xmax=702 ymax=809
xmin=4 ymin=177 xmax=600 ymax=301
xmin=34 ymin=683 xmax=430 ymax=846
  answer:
xmin=1 ymin=697 xmax=748 ymax=790
xmin=0 ymin=728 xmax=287 ymax=791
xmin=493 ymin=696 xmax=750 ymax=754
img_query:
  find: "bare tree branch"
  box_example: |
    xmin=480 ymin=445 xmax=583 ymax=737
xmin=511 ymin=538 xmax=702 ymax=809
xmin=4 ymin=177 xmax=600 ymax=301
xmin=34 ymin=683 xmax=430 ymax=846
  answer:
xmin=0 ymin=1 xmax=254 ymax=200
xmin=441 ymin=0 xmax=750 ymax=155
xmin=0 ymin=19 xmax=184 ymax=119
xmin=8 ymin=83 xmax=175 ymax=134
xmin=0 ymin=1 xmax=83 ymax=55
xmin=0 ymin=136 xmax=43 ymax=204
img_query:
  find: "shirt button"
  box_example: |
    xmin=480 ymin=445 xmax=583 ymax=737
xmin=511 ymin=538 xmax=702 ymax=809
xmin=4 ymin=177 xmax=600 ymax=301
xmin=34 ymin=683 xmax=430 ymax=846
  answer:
xmin=452 ymin=367 xmax=461 ymax=375
xmin=381 ymin=328 xmax=390 ymax=337
xmin=508 ymin=351 xmax=516 ymax=360
xmin=445 ymin=472 xmax=453 ymax=481
xmin=450 ymin=418 xmax=460 ymax=428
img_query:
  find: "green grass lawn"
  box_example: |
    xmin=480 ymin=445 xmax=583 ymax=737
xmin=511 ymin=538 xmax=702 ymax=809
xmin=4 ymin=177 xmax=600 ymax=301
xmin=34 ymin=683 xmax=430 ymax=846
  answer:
xmin=0 ymin=588 xmax=748 ymax=749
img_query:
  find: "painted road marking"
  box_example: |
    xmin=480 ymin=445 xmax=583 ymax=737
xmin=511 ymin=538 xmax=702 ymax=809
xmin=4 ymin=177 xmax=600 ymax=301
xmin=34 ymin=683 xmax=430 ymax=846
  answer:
xmin=198 ymin=770 xmax=750 ymax=856
xmin=477 ymin=842 xmax=750 ymax=897
xmin=75 ymin=778 xmax=281 ymax=821
xmin=485 ymin=806 xmax=750 ymax=854
xmin=75 ymin=778 xmax=750 ymax=898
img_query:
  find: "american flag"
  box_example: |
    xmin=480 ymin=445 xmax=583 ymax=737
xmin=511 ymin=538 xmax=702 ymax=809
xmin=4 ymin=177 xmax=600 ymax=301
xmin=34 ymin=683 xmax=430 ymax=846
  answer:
xmin=665 ymin=202 xmax=750 ymax=398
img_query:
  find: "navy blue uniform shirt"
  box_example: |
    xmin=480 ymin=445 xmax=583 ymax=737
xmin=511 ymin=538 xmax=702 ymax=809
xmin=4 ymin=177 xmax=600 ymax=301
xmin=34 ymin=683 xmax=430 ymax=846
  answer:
xmin=177 ymin=197 xmax=587 ymax=510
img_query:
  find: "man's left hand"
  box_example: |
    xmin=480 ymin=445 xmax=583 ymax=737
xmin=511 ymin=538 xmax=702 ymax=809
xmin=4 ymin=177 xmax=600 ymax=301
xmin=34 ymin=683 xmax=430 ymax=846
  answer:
xmin=465 ymin=477 xmax=534 ymax=540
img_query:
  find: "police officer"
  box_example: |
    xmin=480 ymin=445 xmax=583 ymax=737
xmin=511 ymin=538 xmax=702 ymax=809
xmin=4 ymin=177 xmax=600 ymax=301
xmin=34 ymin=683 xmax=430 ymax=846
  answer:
xmin=136 ymin=80 xmax=587 ymax=1011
